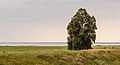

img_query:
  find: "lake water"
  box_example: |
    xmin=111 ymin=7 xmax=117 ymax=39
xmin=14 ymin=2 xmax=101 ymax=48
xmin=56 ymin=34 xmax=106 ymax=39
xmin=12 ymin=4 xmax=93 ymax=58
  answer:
xmin=0 ymin=42 xmax=120 ymax=46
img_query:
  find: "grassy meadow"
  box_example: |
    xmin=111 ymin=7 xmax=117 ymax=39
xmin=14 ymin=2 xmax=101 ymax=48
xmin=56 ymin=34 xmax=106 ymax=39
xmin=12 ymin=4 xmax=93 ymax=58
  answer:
xmin=0 ymin=46 xmax=120 ymax=65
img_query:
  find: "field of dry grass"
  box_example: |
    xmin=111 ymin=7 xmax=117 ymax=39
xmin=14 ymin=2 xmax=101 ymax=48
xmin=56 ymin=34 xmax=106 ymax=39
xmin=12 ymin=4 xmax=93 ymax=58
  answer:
xmin=0 ymin=46 xmax=119 ymax=65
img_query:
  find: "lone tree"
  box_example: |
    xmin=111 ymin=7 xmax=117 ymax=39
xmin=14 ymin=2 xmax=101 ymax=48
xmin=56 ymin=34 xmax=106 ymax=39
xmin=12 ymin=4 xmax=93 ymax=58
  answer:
xmin=67 ymin=8 xmax=97 ymax=50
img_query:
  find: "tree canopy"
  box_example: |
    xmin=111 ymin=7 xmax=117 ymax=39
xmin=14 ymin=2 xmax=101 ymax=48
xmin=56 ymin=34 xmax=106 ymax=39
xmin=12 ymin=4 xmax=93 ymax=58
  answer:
xmin=67 ymin=8 xmax=97 ymax=50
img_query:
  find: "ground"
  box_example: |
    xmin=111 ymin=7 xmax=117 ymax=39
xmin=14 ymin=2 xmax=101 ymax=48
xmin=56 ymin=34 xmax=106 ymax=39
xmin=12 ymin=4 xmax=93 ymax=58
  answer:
xmin=0 ymin=46 xmax=120 ymax=65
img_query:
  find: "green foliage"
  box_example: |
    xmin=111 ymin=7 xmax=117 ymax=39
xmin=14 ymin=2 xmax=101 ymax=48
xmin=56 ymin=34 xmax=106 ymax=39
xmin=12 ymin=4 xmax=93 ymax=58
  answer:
xmin=67 ymin=8 xmax=97 ymax=50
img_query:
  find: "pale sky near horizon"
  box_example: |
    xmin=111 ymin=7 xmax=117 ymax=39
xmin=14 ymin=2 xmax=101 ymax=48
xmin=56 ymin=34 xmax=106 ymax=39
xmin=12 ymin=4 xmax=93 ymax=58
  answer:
xmin=0 ymin=0 xmax=120 ymax=42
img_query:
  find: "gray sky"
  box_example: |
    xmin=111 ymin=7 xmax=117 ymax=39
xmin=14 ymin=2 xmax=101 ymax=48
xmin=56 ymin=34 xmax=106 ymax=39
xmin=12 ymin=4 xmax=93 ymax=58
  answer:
xmin=0 ymin=0 xmax=120 ymax=42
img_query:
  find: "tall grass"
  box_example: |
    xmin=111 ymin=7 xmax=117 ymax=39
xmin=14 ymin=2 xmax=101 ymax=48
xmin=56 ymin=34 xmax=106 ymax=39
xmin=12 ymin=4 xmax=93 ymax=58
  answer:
xmin=0 ymin=46 xmax=120 ymax=65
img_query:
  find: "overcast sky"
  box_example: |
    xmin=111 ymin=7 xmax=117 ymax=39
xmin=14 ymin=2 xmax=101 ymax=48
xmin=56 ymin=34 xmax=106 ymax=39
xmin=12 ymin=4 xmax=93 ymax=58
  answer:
xmin=0 ymin=0 xmax=120 ymax=42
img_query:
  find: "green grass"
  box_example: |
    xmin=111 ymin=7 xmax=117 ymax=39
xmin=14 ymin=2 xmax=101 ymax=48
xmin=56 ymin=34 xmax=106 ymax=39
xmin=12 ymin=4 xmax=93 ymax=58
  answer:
xmin=0 ymin=46 xmax=120 ymax=65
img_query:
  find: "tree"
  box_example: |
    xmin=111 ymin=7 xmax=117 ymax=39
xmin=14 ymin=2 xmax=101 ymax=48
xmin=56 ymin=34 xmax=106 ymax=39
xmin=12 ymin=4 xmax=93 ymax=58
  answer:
xmin=67 ymin=8 xmax=97 ymax=50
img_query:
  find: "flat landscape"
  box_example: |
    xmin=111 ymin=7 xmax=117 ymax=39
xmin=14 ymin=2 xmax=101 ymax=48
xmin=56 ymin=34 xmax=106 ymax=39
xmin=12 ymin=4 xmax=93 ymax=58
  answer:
xmin=0 ymin=46 xmax=120 ymax=65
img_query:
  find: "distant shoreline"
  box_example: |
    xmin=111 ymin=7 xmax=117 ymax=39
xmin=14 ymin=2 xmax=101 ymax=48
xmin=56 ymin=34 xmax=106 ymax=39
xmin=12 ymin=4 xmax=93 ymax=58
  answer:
xmin=0 ymin=42 xmax=120 ymax=46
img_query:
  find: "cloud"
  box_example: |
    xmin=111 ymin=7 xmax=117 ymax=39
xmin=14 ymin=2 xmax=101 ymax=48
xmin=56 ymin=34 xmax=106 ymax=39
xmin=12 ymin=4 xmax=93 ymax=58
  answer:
xmin=0 ymin=0 xmax=25 ymax=8
xmin=23 ymin=0 xmax=82 ymax=6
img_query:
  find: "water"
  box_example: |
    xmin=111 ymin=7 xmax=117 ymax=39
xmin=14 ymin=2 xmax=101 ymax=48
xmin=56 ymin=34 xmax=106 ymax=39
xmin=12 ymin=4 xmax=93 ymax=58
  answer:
xmin=0 ymin=42 xmax=120 ymax=46
xmin=94 ymin=42 xmax=120 ymax=46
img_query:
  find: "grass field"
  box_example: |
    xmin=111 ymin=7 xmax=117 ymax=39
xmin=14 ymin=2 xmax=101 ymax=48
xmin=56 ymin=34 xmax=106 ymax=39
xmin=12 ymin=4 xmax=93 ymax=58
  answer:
xmin=0 ymin=46 xmax=120 ymax=65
